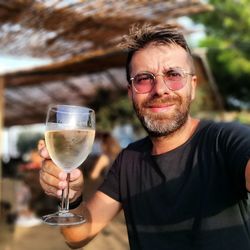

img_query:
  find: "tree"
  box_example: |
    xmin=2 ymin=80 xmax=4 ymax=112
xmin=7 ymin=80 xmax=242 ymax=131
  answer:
xmin=191 ymin=0 xmax=250 ymax=109
xmin=89 ymin=88 xmax=142 ymax=133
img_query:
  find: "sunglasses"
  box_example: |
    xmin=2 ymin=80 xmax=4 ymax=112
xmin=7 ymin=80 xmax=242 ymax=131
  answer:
xmin=130 ymin=68 xmax=194 ymax=94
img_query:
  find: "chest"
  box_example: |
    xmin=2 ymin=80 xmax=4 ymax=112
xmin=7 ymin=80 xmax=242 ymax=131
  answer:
xmin=120 ymin=148 xmax=240 ymax=226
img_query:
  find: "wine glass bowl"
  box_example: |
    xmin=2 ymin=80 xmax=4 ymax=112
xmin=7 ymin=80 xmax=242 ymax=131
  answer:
xmin=42 ymin=104 xmax=95 ymax=226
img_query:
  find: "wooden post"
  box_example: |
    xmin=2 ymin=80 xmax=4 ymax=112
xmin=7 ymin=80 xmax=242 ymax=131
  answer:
xmin=0 ymin=76 xmax=4 ymax=208
xmin=194 ymin=48 xmax=224 ymax=112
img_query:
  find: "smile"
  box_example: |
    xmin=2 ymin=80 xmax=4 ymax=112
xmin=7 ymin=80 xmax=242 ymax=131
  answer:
xmin=148 ymin=103 xmax=175 ymax=113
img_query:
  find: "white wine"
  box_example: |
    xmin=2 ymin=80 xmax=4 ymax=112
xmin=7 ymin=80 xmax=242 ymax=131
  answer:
xmin=45 ymin=128 xmax=95 ymax=172
xmin=42 ymin=105 xmax=95 ymax=226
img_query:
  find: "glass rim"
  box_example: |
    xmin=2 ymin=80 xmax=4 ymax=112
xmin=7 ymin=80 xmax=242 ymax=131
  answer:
xmin=47 ymin=104 xmax=95 ymax=114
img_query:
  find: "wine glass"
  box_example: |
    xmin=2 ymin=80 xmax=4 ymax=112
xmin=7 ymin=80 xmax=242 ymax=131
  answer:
xmin=42 ymin=104 xmax=95 ymax=226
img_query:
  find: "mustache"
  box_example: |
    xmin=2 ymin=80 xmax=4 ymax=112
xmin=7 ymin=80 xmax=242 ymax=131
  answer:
xmin=143 ymin=96 xmax=180 ymax=107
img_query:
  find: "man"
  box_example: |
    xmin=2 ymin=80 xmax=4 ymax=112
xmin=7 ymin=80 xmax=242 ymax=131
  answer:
xmin=39 ymin=24 xmax=250 ymax=249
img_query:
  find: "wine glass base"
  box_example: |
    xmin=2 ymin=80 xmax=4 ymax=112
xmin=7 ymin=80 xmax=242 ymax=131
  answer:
xmin=42 ymin=212 xmax=86 ymax=226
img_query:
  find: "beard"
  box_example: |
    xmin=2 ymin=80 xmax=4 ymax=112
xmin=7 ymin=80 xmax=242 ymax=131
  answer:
xmin=133 ymin=94 xmax=191 ymax=138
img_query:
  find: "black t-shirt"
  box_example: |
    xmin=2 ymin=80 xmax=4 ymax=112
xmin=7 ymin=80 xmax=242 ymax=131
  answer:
xmin=99 ymin=120 xmax=250 ymax=250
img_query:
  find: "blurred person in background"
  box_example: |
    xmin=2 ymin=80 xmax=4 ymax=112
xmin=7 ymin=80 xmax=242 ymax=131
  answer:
xmin=88 ymin=132 xmax=121 ymax=179
xmin=15 ymin=171 xmax=42 ymax=227
xmin=15 ymin=149 xmax=42 ymax=227
xmin=39 ymin=24 xmax=250 ymax=250
xmin=16 ymin=140 xmax=57 ymax=227
xmin=83 ymin=132 xmax=121 ymax=200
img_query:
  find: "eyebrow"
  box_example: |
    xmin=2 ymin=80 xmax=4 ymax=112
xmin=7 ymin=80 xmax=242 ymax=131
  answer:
xmin=134 ymin=66 xmax=185 ymax=76
xmin=162 ymin=66 xmax=184 ymax=73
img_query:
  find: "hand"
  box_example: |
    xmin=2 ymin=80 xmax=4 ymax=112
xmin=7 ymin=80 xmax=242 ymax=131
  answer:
xmin=38 ymin=140 xmax=84 ymax=202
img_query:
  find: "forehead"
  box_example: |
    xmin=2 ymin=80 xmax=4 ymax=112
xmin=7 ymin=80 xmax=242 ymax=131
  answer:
xmin=130 ymin=43 xmax=190 ymax=73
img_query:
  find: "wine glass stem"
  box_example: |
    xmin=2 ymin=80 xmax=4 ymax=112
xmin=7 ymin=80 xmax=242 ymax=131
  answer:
xmin=60 ymin=173 xmax=70 ymax=213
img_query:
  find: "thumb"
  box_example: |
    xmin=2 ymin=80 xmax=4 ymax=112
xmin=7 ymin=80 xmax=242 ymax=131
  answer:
xmin=38 ymin=139 xmax=50 ymax=159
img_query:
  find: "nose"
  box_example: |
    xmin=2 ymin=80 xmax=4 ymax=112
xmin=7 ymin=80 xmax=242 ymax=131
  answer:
xmin=152 ymin=74 xmax=170 ymax=96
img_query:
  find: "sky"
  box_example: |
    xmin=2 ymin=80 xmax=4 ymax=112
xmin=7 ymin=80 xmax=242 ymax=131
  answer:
xmin=178 ymin=16 xmax=206 ymax=47
xmin=0 ymin=55 xmax=51 ymax=74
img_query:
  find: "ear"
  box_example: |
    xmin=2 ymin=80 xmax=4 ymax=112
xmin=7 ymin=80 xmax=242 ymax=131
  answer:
xmin=190 ymin=75 xmax=197 ymax=101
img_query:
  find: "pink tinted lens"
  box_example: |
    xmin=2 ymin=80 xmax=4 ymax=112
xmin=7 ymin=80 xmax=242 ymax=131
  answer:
xmin=167 ymin=80 xmax=184 ymax=91
xmin=136 ymin=82 xmax=152 ymax=92
xmin=134 ymin=74 xmax=154 ymax=93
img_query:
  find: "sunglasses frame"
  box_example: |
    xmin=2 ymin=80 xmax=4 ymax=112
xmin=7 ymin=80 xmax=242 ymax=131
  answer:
xmin=130 ymin=68 xmax=194 ymax=94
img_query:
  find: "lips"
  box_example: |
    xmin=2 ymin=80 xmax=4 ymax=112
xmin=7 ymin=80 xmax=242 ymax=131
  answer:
xmin=143 ymin=96 xmax=180 ymax=113
xmin=148 ymin=102 xmax=174 ymax=108
xmin=147 ymin=103 xmax=175 ymax=113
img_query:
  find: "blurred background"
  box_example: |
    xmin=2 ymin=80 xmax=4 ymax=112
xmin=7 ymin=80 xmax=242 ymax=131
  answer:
xmin=1 ymin=0 xmax=250 ymax=249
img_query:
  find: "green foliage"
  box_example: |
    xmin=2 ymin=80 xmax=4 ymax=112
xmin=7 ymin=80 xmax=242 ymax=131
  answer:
xmin=191 ymin=0 xmax=250 ymax=109
xmin=89 ymin=88 xmax=142 ymax=132
xmin=234 ymin=111 xmax=250 ymax=124
xmin=191 ymin=83 xmax=217 ymax=115
xmin=17 ymin=132 xmax=43 ymax=155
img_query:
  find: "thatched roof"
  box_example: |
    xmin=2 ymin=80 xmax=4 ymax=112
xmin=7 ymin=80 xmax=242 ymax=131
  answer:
xmin=0 ymin=0 xmax=213 ymax=127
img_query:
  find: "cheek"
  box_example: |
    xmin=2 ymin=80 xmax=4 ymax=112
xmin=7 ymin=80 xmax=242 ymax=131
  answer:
xmin=175 ymin=89 xmax=192 ymax=108
xmin=182 ymin=83 xmax=195 ymax=101
xmin=129 ymin=89 xmax=147 ymax=105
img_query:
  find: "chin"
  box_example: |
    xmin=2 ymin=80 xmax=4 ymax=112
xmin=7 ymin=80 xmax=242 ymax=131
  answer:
xmin=142 ymin=114 xmax=189 ymax=138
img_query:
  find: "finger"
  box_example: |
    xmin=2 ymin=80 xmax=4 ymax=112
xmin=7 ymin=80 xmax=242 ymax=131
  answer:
xmin=40 ymin=171 xmax=66 ymax=199
xmin=69 ymin=169 xmax=84 ymax=189
xmin=65 ymin=169 xmax=84 ymax=201
xmin=45 ymin=187 xmax=62 ymax=198
xmin=37 ymin=139 xmax=45 ymax=150
xmin=40 ymin=172 xmax=61 ymax=198
xmin=40 ymin=166 xmax=67 ymax=190
xmin=42 ymin=159 xmax=67 ymax=181
xmin=43 ymin=184 xmax=59 ymax=197
xmin=44 ymin=189 xmax=62 ymax=199
xmin=38 ymin=140 xmax=51 ymax=159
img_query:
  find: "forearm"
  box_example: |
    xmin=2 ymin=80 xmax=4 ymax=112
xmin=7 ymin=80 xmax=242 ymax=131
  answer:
xmin=61 ymin=191 xmax=122 ymax=248
xmin=61 ymin=203 xmax=94 ymax=248
xmin=61 ymin=197 xmax=114 ymax=247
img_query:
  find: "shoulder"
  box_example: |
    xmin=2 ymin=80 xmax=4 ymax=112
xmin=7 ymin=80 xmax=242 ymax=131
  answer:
xmin=198 ymin=119 xmax=250 ymax=135
xmin=197 ymin=120 xmax=250 ymax=148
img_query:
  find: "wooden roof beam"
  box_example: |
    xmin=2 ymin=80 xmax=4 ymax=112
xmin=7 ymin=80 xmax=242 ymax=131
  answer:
xmin=4 ymin=49 xmax=126 ymax=87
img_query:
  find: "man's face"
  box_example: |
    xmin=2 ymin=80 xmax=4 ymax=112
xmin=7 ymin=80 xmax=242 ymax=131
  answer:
xmin=128 ymin=43 xmax=197 ymax=137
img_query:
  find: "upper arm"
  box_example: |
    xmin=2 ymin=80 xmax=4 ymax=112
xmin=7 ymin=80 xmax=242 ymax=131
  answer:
xmin=61 ymin=191 xmax=122 ymax=247
xmin=218 ymin=123 xmax=250 ymax=192
xmin=245 ymin=159 xmax=250 ymax=192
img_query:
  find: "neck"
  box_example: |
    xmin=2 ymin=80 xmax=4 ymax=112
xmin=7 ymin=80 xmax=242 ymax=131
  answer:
xmin=150 ymin=116 xmax=200 ymax=155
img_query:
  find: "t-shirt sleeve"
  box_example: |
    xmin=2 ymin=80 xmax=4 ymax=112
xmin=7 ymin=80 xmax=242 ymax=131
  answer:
xmin=98 ymin=152 xmax=122 ymax=202
xmin=220 ymin=122 xmax=250 ymax=194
